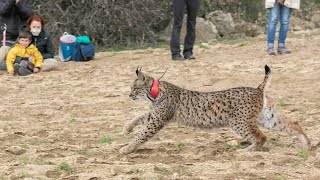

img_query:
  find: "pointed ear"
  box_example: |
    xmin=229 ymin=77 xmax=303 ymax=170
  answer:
xmin=136 ymin=67 xmax=145 ymax=80
xmin=136 ymin=67 xmax=143 ymax=76
xmin=136 ymin=66 xmax=140 ymax=76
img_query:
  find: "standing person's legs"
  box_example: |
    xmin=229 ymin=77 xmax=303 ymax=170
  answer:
xmin=0 ymin=46 xmax=11 ymax=70
xmin=183 ymin=0 xmax=200 ymax=59
xmin=278 ymin=5 xmax=291 ymax=54
xmin=267 ymin=2 xmax=280 ymax=55
xmin=170 ymin=0 xmax=186 ymax=60
xmin=41 ymin=58 xmax=58 ymax=71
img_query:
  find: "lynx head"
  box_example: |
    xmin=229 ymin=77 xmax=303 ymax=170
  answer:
xmin=129 ymin=67 xmax=154 ymax=101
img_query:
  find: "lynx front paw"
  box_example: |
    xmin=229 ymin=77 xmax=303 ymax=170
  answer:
xmin=119 ymin=144 xmax=137 ymax=155
xmin=122 ymin=125 xmax=133 ymax=136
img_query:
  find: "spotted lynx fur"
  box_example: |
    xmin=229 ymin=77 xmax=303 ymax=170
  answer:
xmin=120 ymin=66 xmax=311 ymax=154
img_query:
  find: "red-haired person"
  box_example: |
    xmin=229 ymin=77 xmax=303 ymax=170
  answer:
xmin=26 ymin=15 xmax=57 ymax=71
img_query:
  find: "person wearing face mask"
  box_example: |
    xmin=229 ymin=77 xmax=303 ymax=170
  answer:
xmin=26 ymin=15 xmax=57 ymax=71
xmin=0 ymin=0 xmax=33 ymax=71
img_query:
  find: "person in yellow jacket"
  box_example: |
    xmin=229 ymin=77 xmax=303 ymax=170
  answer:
xmin=6 ymin=29 xmax=43 ymax=76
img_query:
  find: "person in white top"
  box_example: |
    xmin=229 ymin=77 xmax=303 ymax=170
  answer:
xmin=265 ymin=0 xmax=300 ymax=55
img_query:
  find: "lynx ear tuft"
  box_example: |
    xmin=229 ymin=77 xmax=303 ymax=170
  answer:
xmin=136 ymin=67 xmax=145 ymax=80
xmin=136 ymin=66 xmax=142 ymax=76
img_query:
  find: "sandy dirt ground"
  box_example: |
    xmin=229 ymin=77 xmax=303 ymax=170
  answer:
xmin=0 ymin=30 xmax=320 ymax=180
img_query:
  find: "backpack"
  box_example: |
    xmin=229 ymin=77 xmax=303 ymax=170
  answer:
xmin=70 ymin=36 xmax=95 ymax=61
xmin=59 ymin=32 xmax=76 ymax=62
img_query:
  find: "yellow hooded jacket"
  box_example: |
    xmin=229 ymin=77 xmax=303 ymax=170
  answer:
xmin=6 ymin=43 xmax=43 ymax=73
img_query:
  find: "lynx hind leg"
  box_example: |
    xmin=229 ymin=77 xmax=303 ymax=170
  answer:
xmin=122 ymin=113 xmax=149 ymax=135
xmin=258 ymin=106 xmax=311 ymax=151
xmin=230 ymin=117 xmax=267 ymax=152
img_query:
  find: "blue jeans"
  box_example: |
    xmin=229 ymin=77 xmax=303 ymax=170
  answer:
xmin=267 ymin=2 xmax=292 ymax=48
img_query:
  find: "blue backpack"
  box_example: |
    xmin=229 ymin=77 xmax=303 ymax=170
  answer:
xmin=71 ymin=36 xmax=95 ymax=61
xmin=59 ymin=32 xmax=76 ymax=62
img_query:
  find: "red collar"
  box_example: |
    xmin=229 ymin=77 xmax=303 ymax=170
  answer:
xmin=150 ymin=79 xmax=159 ymax=99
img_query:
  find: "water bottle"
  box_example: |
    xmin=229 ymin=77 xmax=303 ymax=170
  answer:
xmin=2 ymin=24 xmax=6 ymax=47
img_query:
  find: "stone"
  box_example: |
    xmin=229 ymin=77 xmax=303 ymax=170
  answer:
xmin=206 ymin=10 xmax=235 ymax=37
xmin=159 ymin=15 xmax=219 ymax=44
xmin=227 ymin=140 xmax=239 ymax=146
xmin=6 ymin=146 xmax=26 ymax=155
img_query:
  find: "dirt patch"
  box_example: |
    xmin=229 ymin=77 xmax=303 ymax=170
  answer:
xmin=0 ymin=30 xmax=320 ymax=179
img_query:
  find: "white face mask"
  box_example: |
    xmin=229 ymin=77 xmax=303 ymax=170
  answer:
xmin=30 ymin=29 xmax=41 ymax=36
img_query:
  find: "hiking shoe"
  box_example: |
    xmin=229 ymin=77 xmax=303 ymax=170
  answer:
xmin=277 ymin=47 xmax=291 ymax=55
xmin=184 ymin=55 xmax=196 ymax=60
xmin=20 ymin=60 xmax=35 ymax=70
xmin=267 ymin=48 xmax=276 ymax=55
xmin=172 ymin=55 xmax=185 ymax=61
xmin=18 ymin=66 xmax=33 ymax=76
xmin=13 ymin=63 xmax=21 ymax=75
xmin=20 ymin=61 xmax=28 ymax=68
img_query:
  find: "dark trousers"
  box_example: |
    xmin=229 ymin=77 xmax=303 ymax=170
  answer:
xmin=170 ymin=0 xmax=201 ymax=57
xmin=0 ymin=57 xmax=32 ymax=71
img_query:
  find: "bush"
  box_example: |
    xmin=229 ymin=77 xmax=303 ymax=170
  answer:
xmin=33 ymin=0 xmax=172 ymax=49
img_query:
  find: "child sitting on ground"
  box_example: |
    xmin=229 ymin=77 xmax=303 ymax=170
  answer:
xmin=6 ymin=29 xmax=43 ymax=76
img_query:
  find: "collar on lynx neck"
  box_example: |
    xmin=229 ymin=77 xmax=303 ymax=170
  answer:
xmin=136 ymin=67 xmax=168 ymax=101
xmin=149 ymin=79 xmax=159 ymax=100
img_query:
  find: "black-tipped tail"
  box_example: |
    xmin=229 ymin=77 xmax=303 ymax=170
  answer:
xmin=258 ymin=65 xmax=272 ymax=92
xmin=265 ymin=65 xmax=271 ymax=76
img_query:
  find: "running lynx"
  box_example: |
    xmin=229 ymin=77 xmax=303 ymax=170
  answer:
xmin=120 ymin=66 xmax=311 ymax=154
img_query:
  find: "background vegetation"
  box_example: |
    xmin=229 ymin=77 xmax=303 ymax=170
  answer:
xmin=32 ymin=0 xmax=320 ymax=49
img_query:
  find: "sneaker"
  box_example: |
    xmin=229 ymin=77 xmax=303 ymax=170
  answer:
xmin=20 ymin=60 xmax=35 ymax=70
xmin=18 ymin=66 xmax=33 ymax=76
xmin=277 ymin=47 xmax=291 ymax=55
xmin=13 ymin=63 xmax=21 ymax=75
xmin=184 ymin=55 xmax=196 ymax=60
xmin=20 ymin=61 xmax=28 ymax=68
xmin=267 ymin=48 xmax=276 ymax=55
xmin=172 ymin=55 xmax=185 ymax=61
